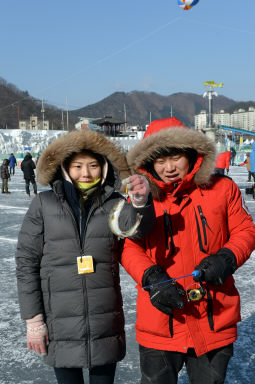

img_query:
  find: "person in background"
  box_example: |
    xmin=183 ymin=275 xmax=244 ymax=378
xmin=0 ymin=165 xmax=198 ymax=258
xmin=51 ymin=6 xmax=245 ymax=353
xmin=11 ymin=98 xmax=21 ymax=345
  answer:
xmin=230 ymin=147 xmax=236 ymax=166
xmin=238 ymin=152 xmax=252 ymax=182
xmin=214 ymin=150 xmax=231 ymax=175
xmin=1 ymin=159 xmax=11 ymax=194
xmin=121 ymin=117 xmax=255 ymax=384
xmin=8 ymin=153 xmax=17 ymax=175
xmin=249 ymin=142 xmax=255 ymax=183
xmin=16 ymin=130 xmax=155 ymax=384
xmin=21 ymin=152 xmax=37 ymax=197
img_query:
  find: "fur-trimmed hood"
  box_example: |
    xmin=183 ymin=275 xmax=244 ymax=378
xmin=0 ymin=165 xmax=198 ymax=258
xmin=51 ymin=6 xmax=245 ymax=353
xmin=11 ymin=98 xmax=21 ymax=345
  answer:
xmin=37 ymin=130 xmax=130 ymax=186
xmin=127 ymin=123 xmax=217 ymax=190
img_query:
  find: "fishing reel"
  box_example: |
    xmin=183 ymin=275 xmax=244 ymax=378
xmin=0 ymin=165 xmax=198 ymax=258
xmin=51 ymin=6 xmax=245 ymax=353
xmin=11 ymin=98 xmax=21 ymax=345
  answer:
xmin=186 ymin=282 xmax=206 ymax=302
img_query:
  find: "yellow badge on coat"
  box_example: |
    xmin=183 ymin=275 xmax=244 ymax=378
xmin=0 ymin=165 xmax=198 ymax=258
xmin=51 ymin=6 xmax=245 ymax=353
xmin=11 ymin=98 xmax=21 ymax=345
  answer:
xmin=77 ymin=256 xmax=94 ymax=274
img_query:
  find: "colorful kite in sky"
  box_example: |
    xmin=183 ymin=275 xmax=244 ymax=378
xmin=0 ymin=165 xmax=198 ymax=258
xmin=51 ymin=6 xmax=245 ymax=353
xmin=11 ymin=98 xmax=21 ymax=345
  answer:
xmin=177 ymin=0 xmax=200 ymax=10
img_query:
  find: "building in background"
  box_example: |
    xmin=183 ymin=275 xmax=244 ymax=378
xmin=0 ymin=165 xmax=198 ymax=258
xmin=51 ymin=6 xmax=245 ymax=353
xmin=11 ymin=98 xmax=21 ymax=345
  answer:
xmin=194 ymin=110 xmax=207 ymax=130
xmin=19 ymin=115 xmax=49 ymax=130
xmin=195 ymin=107 xmax=255 ymax=131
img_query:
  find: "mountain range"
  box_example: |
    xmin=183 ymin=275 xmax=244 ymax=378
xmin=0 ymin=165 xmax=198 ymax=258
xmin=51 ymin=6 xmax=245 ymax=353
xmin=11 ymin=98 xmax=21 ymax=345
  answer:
xmin=72 ymin=91 xmax=238 ymax=127
xmin=1 ymin=77 xmax=255 ymax=129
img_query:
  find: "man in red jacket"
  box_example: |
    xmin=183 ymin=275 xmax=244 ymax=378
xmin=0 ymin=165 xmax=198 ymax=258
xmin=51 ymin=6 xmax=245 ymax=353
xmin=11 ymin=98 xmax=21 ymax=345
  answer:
xmin=214 ymin=150 xmax=231 ymax=175
xmin=122 ymin=117 xmax=255 ymax=384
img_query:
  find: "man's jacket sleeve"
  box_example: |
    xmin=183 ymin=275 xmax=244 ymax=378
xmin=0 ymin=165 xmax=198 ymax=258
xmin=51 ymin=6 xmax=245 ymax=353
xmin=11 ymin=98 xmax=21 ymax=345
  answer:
xmin=223 ymin=181 xmax=255 ymax=267
xmin=117 ymin=193 xmax=156 ymax=239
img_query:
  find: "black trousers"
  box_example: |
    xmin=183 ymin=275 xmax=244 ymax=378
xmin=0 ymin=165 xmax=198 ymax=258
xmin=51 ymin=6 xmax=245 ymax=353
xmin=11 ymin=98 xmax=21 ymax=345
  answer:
xmin=54 ymin=363 xmax=116 ymax=384
xmin=139 ymin=344 xmax=233 ymax=384
xmin=25 ymin=177 xmax=37 ymax=195
xmin=10 ymin=166 xmax=15 ymax=175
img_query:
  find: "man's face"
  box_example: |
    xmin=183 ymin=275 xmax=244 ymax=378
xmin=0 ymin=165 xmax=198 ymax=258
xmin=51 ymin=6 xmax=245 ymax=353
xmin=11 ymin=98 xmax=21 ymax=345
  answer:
xmin=153 ymin=154 xmax=190 ymax=183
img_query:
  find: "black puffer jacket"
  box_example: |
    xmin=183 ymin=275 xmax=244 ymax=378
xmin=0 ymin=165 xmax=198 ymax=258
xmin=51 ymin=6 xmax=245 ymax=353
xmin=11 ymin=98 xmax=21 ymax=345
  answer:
xmin=1 ymin=159 xmax=10 ymax=179
xmin=16 ymin=130 xmax=155 ymax=368
xmin=21 ymin=153 xmax=36 ymax=180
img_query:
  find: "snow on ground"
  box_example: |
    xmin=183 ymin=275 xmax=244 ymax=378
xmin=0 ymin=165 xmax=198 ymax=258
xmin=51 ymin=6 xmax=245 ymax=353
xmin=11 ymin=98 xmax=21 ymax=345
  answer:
xmin=0 ymin=165 xmax=255 ymax=383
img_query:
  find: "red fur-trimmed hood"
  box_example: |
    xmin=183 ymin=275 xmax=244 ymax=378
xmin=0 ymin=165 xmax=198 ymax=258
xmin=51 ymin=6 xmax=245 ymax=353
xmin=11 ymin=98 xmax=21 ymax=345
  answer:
xmin=127 ymin=119 xmax=216 ymax=196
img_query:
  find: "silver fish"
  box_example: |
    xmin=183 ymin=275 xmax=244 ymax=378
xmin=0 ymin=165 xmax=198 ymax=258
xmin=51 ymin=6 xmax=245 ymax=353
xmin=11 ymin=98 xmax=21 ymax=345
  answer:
xmin=109 ymin=199 xmax=142 ymax=238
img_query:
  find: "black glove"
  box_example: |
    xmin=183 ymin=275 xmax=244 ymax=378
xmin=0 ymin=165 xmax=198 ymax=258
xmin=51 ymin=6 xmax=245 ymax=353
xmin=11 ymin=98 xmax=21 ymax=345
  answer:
xmin=194 ymin=248 xmax=237 ymax=286
xmin=142 ymin=265 xmax=184 ymax=315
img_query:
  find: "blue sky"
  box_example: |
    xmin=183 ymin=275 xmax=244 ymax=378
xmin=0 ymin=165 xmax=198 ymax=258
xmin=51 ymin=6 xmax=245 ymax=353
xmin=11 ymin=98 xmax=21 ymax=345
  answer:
xmin=1 ymin=0 xmax=255 ymax=110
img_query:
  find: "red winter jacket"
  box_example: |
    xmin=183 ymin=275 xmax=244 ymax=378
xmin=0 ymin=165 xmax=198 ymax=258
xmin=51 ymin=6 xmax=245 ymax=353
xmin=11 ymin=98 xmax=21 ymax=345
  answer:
xmin=122 ymin=118 xmax=255 ymax=357
xmin=215 ymin=151 xmax=231 ymax=171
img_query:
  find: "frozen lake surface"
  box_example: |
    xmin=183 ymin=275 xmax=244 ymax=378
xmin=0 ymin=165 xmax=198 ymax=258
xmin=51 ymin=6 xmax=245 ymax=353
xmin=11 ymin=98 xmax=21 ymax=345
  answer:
xmin=0 ymin=165 xmax=255 ymax=383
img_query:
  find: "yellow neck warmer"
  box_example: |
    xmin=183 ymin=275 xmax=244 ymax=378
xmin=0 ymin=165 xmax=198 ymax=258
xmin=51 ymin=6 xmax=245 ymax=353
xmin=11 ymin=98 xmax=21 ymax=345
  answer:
xmin=77 ymin=178 xmax=101 ymax=190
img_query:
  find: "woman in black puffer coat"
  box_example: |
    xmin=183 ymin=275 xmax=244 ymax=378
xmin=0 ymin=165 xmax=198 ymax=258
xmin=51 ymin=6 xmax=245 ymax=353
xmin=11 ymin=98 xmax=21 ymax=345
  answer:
xmin=21 ymin=152 xmax=37 ymax=196
xmin=16 ymin=130 xmax=155 ymax=384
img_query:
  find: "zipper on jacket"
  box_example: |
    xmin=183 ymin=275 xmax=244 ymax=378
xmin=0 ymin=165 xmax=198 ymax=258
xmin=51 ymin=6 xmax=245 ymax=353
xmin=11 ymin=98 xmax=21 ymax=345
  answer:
xmin=197 ymin=205 xmax=211 ymax=246
xmin=163 ymin=210 xmax=175 ymax=256
xmin=81 ymin=270 xmax=91 ymax=368
xmin=194 ymin=209 xmax=206 ymax=253
xmin=80 ymin=204 xmax=99 ymax=369
xmin=63 ymin=201 xmax=92 ymax=367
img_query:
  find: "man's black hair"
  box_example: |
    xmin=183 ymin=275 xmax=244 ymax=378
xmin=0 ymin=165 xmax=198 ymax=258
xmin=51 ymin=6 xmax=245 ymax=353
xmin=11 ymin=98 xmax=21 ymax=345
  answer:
xmin=143 ymin=147 xmax=198 ymax=180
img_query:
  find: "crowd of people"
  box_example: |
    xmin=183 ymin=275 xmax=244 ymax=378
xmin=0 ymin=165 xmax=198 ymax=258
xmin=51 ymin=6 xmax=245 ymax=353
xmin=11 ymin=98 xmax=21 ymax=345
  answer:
xmin=0 ymin=152 xmax=37 ymax=196
xmin=0 ymin=120 xmax=255 ymax=384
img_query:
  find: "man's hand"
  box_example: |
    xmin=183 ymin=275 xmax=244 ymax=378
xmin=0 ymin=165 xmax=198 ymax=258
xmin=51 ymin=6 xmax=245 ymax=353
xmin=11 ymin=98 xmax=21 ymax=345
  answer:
xmin=122 ymin=175 xmax=150 ymax=208
xmin=142 ymin=265 xmax=184 ymax=314
xmin=194 ymin=249 xmax=237 ymax=285
xmin=26 ymin=314 xmax=49 ymax=356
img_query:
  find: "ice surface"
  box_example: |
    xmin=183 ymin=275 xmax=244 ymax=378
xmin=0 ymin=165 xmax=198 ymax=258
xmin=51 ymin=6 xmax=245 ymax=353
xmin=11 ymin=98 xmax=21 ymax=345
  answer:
xmin=0 ymin=165 xmax=255 ymax=383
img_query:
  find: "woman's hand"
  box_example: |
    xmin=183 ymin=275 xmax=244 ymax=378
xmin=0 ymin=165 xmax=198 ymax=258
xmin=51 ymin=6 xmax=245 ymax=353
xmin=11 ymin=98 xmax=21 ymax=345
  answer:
xmin=26 ymin=314 xmax=49 ymax=356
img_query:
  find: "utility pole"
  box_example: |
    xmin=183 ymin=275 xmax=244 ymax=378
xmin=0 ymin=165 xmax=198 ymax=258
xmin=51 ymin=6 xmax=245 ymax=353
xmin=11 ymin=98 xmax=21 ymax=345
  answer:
xmin=66 ymin=96 xmax=69 ymax=131
xmin=17 ymin=105 xmax=20 ymax=128
xmin=170 ymin=105 xmax=173 ymax=117
xmin=203 ymin=81 xmax=223 ymax=129
xmin=149 ymin=111 xmax=152 ymax=123
xmin=41 ymin=99 xmax=45 ymax=129
xmin=203 ymin=89 xmax=218 ymax=129
xmin=124 ymin=104 xmax=127 ymax=131
xmin=61 ymin=110 xmax=64 ymax=130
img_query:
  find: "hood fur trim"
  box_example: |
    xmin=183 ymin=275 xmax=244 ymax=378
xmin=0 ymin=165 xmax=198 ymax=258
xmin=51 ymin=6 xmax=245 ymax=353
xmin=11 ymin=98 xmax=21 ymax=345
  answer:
xmin=127 ymin=127 xmax=216 ymax=187
xmin=37 ymin=130 xmax=130 ymax=185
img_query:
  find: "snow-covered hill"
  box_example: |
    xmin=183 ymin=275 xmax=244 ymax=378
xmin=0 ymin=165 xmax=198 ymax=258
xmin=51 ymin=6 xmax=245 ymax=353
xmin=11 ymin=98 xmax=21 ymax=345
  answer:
xmin=0 ymin=129 xmax=67 ymax=155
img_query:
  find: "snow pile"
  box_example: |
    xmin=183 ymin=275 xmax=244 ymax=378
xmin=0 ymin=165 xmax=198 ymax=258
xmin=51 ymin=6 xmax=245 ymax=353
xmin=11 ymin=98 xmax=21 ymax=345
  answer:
xmin=0 ymin=129 xmax=142 ymax=156
xmin=0 ymin=129 xmax=67 ymax=154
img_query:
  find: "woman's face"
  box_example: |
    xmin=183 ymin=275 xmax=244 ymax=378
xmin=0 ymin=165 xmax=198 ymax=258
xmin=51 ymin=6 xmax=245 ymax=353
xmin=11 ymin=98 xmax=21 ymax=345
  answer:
xmin=153 ymin=154 xmax=190 ymax=183
xmin=68 ymin=153 xmax=101 ymax=184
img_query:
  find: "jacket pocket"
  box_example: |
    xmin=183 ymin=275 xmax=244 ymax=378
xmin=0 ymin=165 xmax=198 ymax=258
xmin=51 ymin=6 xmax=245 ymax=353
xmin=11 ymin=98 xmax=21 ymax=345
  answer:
xmin=210 ymin=281 xmax=241 ymax=332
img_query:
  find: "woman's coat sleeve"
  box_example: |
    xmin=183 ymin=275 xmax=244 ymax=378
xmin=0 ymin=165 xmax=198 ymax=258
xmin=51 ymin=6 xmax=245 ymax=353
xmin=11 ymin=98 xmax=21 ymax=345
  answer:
xmin=16 ymin=196 xmax=44 ymax=319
